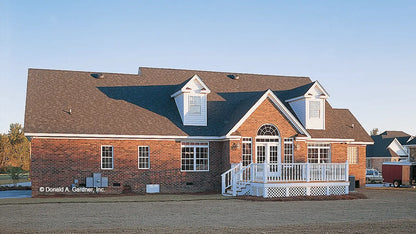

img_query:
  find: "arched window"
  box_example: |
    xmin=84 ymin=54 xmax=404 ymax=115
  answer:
xmin=257 ymin=124 xmax=279 ymax=136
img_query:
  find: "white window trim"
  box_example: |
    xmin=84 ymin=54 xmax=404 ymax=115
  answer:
xmin=188 ymin=95 xmax=202 ymax=115
xmin=284 ymin=138 xmax=294 ymax=163
xmin=101 ymin=145 xmax=114 ymax=170
xmin=242 ymin=137 xmax=253 ymax=166
xmin=307 ymin=143 xmax=331 ymax=163
xmin=181 ymin=142 xmax=209 ymax=172
xmin=138 ymin=146 xmax=150 ymax=169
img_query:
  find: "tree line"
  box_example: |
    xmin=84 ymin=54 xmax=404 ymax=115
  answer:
xmin=0 ymin=123 xmax=30 ymax=172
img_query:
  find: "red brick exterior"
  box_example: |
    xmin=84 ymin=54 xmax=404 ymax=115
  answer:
xmin=31 ymin=138 xmax=228 ymax=197
xmin=30 ymin=97 xmax=367 ymax=196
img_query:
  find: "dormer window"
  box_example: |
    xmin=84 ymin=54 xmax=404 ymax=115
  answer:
xmin=309 ymin=101 xmax=320 ymax=119
xmin=171 ymin=74 xmax=211 ymax=126
xmin=286 ymin=81 xmax=329 ymax=130
xmin=189 ymin=96 xmax=202 ymax=114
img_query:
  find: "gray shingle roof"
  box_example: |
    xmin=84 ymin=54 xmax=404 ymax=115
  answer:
xmin=24 ymin=67 xmax=372 ymax=142
xmin=366 ymin=131 xmax=412 ymax=157
xmin=405 ymin=138 xmax=416 ymax=145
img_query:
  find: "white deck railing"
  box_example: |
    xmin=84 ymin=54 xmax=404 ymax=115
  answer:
xmin=252 ymin=162 xmax=348 ymax=183
xmin=222 ymin=161 xmax=349 ymax=195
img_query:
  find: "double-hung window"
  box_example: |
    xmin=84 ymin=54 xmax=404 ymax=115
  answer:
xmin=284 ymin=138 xmax=294 ymax=163
xmin=101 ymin=145 xmax=114 ymax=169
xmin=347 ymin=146 xmax=358 ymax=164
xmin=307 ymin=143 xmax=330 ymax=163
xmin=181 ymin=142 xmax=209 ymax=171
xmin=138 ymin=146 xmax=150 ymax=169
xmin=309 ymin=101 xmax=320 ymax=119
xmin=189 ymin=96 xmax=202 ymax=114
xmin=242 ymin=137 xmax=252 ymax=166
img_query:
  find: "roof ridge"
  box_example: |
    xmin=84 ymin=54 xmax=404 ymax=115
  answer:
xmin=139 ymin=67 xmax=311 ymax=79
xmin=28 ymin=68 xmax=139 ymax=76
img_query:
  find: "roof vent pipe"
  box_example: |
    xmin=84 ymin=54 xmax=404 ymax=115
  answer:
xmin=91 ymin=73 xmax=104 ymax=79
xmin=227 ymin=74 xmax=240 ymax=80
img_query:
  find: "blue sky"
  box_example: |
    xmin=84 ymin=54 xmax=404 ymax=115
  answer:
xmin=0 ymin=0 xmax=415 ymax=135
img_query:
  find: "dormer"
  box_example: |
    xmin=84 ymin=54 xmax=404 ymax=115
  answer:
xmin=388 ymin=138 xmax=408 ymax=157
xmin=171 ymin=75 xmax=211 ymax=126
xmin=285 ymin=81 xmax=329 ymax=130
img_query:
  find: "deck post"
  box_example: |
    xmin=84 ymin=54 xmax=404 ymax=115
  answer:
xmin=232 ymin=171 xmax=236 ymax=196
xmin=306 ymin=163 xmax=310 ymax=182
xmin=221 ymin=174 xmax=225 ymax=194
xmin=263 ymin=162 xmax=267 ymax=184
xmin=345 ymin=160 xmax=349 ymax=182
xmin=250 ymin=163 xmax=253 ymax=182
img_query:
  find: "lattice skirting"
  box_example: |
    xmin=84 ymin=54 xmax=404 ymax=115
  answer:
xmin=251 ymin=182 xmax=349 ymax=198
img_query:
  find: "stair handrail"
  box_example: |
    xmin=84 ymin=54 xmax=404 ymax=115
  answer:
xmin=221 ymin=163 xmax=242 ymax=194
xmin=233 ymin=163 xmax=253 ymax=195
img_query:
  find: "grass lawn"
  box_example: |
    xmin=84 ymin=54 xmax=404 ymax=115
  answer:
xmin=0 ymin=173 xmax=30 ymax=185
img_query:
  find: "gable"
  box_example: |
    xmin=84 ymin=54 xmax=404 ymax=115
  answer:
xmin=234 ymin=97 xmax=301 ymax=138
xmin=226 ymin=90 xmax=309 ymax=138
xmin=388 ymin=138 xmax=408 ymax=156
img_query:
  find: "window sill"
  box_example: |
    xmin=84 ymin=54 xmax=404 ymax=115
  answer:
xmin=181 ymin=170 xmax=209 ymax=172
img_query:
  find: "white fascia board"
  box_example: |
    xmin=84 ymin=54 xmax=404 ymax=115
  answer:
xmin=293 ymin=136 xmax=310 ymax=141
xmin=285 ymin=95 xmax=306 ymax=103
xmin=170 ymin=74 xmax=211 ymax=98
xmin=368 ymin=156 xmax=408 ymax=159
xmin=225 ymin=89 xmax=310 ymax=138
xmin=181 ymin=74 xmax=211 ymax=93
xmin=170 ymin=90 xmax=182 ymax=98
xmin=26 ymin=133 xmax=240 ymax=141
xmin=299 ymin=138 xmax=373 ymax=144
xmin=307 ymin=138 xmax=355 ymax=143
xmin=348 ymin=141 xmax=374 ymax=145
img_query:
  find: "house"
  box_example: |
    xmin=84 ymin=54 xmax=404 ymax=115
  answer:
xmin=404 ymin=138 xmax=416 ymax=163
xmin=366 ymin=131 xmax=413 ymax=171
xmin=24 ymin=67 xmax=372 ymax=197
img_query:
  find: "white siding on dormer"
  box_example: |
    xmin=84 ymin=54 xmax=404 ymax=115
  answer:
xmin=289 ymin=99 xmax=306 ymax=127
xmin=183 ymin=93 xmax=207 ymax=126
xmin=174 ymin=93 xmax=185 ymax=122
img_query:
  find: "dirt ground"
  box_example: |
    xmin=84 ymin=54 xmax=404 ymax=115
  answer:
xmin=0 ymin=188 xmax=415 ymax=233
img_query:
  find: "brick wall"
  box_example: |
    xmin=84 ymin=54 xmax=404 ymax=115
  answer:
xmin=31 ymin=138 xmax=226 ymax=197
xmin=331 ymin=143 xmax=367 ymax=186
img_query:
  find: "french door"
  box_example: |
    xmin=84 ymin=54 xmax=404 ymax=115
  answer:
xmin=256 ymin=141 xmax=281 ymax=175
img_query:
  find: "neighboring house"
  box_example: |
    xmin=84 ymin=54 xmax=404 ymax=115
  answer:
xmin=25 ymin=67 xmax=372 ymax=197
xmin=404 ymin=137 xmax=416 ymax=162
xmin=366 ymin=131 xmax=413 ymax=171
